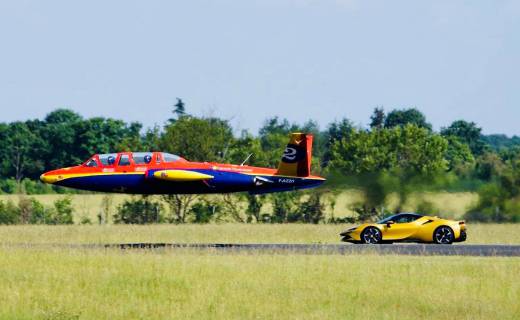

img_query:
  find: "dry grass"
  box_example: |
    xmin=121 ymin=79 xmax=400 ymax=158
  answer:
xmin=0 ymin=248 xmax=518 ymax=319
xmin=0 ymin=223 xmax=519 ymax=245
xmin=0 ymin=191 xmax=478 ymax=223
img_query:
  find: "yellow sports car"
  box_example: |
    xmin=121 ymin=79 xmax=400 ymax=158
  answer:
xmin=340 ymin=213 xmax=467 ymax=244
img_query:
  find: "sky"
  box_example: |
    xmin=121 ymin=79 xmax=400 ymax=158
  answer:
xmin=0 ymin=0 xmax=519 ymax=135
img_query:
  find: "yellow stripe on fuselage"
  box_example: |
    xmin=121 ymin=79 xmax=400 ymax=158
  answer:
xmin=40 ymin=172 xmax=144 ymax=184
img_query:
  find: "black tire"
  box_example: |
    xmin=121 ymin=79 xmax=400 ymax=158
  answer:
xmin=361 ymin=227 xmax=382 ymax=244
xmin=433 ymin=226 xmax=454 ymax=244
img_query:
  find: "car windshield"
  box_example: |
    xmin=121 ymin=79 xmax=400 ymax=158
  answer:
xmin=377 ymin=214 xmax=400 ymax=224
xmin=377 ymin=213 xmax=423 ymax=224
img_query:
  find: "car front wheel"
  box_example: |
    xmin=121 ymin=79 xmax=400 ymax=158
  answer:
xmin=361 ymin=227 xmax=382 ymax=244
xmin=433 ymin=226 xmax=454 ymax=244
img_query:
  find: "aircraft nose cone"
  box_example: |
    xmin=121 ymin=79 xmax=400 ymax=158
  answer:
xmin=40 ymin=173 xmax=56 ymax=184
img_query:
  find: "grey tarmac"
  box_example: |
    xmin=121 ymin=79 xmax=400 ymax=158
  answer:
xmin=5 ymin=243 xmax=520 ymax=256
xmin=111 ymin=243 xmax=520 ymax=256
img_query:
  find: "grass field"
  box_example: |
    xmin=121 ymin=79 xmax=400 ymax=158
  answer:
xmin=0 ymin=248 xmax=518 ymax=319
xmin=0 ymin=224 xmax=519 ymax=319
xmin=0 ymin=193 xmax=517 ymax=319
xmin=0 ymin=191 xmax=479 ymax=223
xmin=0 ymin=223 xmax=519 ymax=244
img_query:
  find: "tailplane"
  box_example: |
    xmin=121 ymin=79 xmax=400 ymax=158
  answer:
xmin=276 ymin=133 xmax=313 ymax=177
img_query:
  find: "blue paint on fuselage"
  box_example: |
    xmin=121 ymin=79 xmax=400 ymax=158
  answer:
xmin=55 ymin=169 xmax=325 ymax=194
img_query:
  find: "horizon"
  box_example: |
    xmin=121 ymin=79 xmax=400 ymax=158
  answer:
xmin=6 ymin=106 xmax=520 ymax=138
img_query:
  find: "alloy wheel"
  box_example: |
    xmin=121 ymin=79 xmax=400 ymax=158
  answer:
xmin=362 ymin=227 xmax=382 ymax=244
xmin=434 ymin=226 xmax=454 ymax=244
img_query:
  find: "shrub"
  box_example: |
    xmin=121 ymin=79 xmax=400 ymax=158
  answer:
xmin=50 ymin=197 xmax=74 ymax=224
xmin=190 ymin=199 xmax=221 ymax=223
xmin=22 ymin=179 xmax=56 ymax=195
xmin=113 ymin=197 xmax=163 ymax=224
xmin=297 ymin=193 xmax=325 ymax=223
xmin=27 ymin=198 xmax=51 ymax=224
xmin=0 ymin=179 xmax=18 ymax=194
xmin=0 ymin=200 xmax=20 ymax=224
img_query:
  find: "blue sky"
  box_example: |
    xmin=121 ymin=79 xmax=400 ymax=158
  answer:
xmin=0 ymin=0 xmax=518 ymax=135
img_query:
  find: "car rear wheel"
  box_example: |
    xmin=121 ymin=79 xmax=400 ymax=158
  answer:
xmin=361 ymin=227 xmax=382 ymax=244
xmin=433 ymin=226 xmax=454 ymax=244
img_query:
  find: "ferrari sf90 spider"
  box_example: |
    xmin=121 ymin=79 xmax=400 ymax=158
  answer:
xmin=340 ymin=213 xmax=466 ymax=244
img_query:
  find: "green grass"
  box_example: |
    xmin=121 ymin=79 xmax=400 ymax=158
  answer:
xmin=0 ymin=248 xmax=518 ymax=319
xmin=0 ymin=223 xmax=518 ymax=319
xmin=0 ymin=223 xmax=519 ymax=244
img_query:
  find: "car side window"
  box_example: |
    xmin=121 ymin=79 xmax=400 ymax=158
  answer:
xmin=119 ymin=154 xmax=131 ymax=166
xmin=394 ymin=215 xmax=409 ymax=223
xmin=407 ymin=214 xmax=421 ymax=222
xmin=394 ymin=214 xmax=421 ymax=223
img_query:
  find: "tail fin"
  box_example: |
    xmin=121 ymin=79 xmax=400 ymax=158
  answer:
xmin=276 ymin=133 xmax=313 ymax=177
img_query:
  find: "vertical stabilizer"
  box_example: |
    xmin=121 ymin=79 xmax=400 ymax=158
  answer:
xmin=276 ymin=133 xmax=313 ymax=177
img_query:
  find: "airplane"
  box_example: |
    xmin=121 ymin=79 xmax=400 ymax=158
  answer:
xmin=40 ymin=133 xmax=325 ymax=194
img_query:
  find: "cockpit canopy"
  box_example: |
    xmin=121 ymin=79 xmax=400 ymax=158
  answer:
xmin=83 ymin=152 xmax=184 ymax=167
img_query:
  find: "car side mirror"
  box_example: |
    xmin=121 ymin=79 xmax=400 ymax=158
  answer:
xmin=386 ymin=221 xmax=395 ymax=227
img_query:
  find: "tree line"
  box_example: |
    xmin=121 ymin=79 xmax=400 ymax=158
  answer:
xmin=1 ymin=101 xmax=520 ymax=223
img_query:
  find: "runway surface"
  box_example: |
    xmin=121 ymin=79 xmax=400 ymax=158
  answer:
xmin=5 ymin=243 xmax=520 ymax=256
xmin=106 ymin=243 xmax=520 ymax=256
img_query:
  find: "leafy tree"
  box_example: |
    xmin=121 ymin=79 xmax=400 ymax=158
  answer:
xmin=441 ymin=120 xmax=486 ymax=156
xmin=330 ymin=124 xmax=447 ymax=174
xmin=321 ymin=118 xmax=354 ymax=168
xmin=244 ymin=194 xmax=265 ymax=223
xmin=329 ymin=125 xmax=448 ymax=220
xmin=258 ymin=117 xmax=298 ymax=168
xmin=259 ymin=117 xmax=299 ymax=137
xmin=474 ymin=153 xmax=504 ymax=181
xmin=481 ymin=134 xmax=520 ymax=151
xmin=384 ymin=108 xmax=432 ymax=130
xmin=42 ymin=110 xmax=82 ymax=169
xmin=141 ymin=125 xmax=162 ymax=151
xmin=444 ymin=136 xmax=475 ymax=172
xmin=3 ymin=122 xmax=45 ymax=185
xmin=269 ymin=191 xmax=302 ymax=223
xmin=161 ymin=116 xmax=234 ymax=162
xmin=218 ymin=194 xmax=246 ymax=222
xmin=168 ymin=98 xmax=187 ymax=124
xmin=71 ymin=117 xmax=142 ymax=162
xmin=45 ymin=109 xmax=82 ymax=124
xmin=227 ymin=131 xmax=266 ymax=166
xmin=466 ymin=160 xmax=520 ymax=223
xmin=163 ymin=194 xmax=197 ymax=223
xmin=369 ymin=107 xmax=385 ymax=129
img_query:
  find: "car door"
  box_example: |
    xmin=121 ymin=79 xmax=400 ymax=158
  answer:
xmin=382 ymin=214 xmax=421 ymax=240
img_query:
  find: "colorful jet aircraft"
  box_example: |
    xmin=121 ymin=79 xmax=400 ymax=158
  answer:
xmin=40 ymin=133 xmax=325 ymax=194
